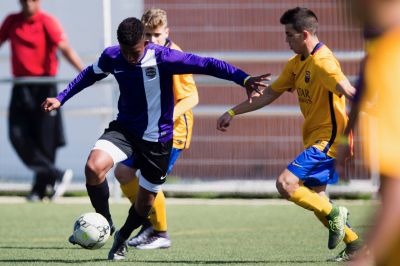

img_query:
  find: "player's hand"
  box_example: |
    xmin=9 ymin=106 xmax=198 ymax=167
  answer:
xmin=217 ymin=112 xmax=233 ymax=132
xmin=41 ymin=97 xmax=61 ymax=112
xmin=244 ymin=73 xmax=271 ymax=103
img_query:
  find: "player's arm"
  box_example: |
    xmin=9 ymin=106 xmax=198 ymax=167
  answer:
xmin=315 ymin=57 xmax=356 ymax=99
xmin=335 ymin=98 xmax=360 ymax=178
xmin=217 ymin=86 xmax=282 ymax=132
xmin=161 ymin=48 xmax=270 ymax=100
xmin=173 ymin=92 xmax=199 ymax=121
xmin=335 ymin=78 xmax=356 ymax=99
xmin=42 ymin=52 xmax=110 ymax=112
xmin=0 ymin=15 xmax=12 ymax=48
xmin=172 ymin=74 xmax=199 ymax=121
xmin=58 ymin=40 xmax=85 ymax=72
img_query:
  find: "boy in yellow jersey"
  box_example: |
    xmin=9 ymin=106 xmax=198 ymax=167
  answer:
xmin=335 ymin=1 xmax=400 ymax=265
xmin=114 ymin=8 xmax=198 ymax=250
xmin=217 ymin=7 xmax=361 ymax=260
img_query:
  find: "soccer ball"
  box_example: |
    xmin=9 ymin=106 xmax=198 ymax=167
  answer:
xmin=72 ymin=212 xmax=111 ymax=249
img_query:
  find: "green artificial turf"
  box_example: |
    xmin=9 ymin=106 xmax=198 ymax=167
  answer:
xmin=0 ymin=199 xmax=374 ymax=265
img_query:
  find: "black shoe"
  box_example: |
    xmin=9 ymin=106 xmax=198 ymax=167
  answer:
xmin=26 ymin=192 xmax=42 ymax=202
xmin=108 ymin=231 xmax=128 ymax=261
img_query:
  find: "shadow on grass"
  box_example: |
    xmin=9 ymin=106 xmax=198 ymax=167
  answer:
xmin=0 ymin=259 xmax=329 ymax=264
xmin=0 ymin=246 xmax=77 ymax=250
xmin=0 ymin=259 xmax=105 ymax=263
xmin=135 ymin=260 xmax=327 ymax=264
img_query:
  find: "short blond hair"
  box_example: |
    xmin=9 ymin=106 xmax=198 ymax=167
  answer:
xmin=141 ymin=8 xmax=168 ymax=29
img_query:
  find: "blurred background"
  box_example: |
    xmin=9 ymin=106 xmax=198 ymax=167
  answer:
xmin=0 ymin=0 xmax=373 ymax=196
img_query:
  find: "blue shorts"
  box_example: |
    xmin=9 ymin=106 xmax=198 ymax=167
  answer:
xmin=121 ymin=147 xmax=182 ymax=175
xmin=287 ymin=146 xmax=339 ymax=187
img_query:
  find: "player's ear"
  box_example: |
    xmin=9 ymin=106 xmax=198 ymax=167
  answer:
xmin=302 ymin=30 xmax=309 ymax=40
xmin=165 ymin=27 xmax=170 ymax=37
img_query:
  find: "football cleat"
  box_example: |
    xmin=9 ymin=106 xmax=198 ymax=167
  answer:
xmin=108 ymin=231 xmax=128 ymax=261
xmin=327 ymin=239 xmax=364 ymax=262
xmin=127 ymin=224 xmax=153 ymax=247
xmin=327 ymin=206 xmax=348 ymax=249
xmin=135 ymin=233 xmax=171 ymax=250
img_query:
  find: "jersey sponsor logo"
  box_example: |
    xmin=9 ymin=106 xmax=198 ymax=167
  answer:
xmin=160 ymin=175 xmax=166 ymax=180
xmin=297 ymin=87 xmax=312 ymax=104
xmin=291 ymin=162 xmax=303 ymax=168
xmin=114 ymin=69 xmax=124 ymax=74
xmin=145 ymin=67 xmax=157 ymax=78
xmin=305 ymin=71 xmax=311 ymax=83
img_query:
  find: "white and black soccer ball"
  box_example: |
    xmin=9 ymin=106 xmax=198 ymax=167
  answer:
xmin=72 ymin=212 xmax=111 ymax=250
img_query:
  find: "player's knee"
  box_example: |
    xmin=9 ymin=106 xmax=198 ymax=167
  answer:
xmin=114 ymin=163 xmax=134 ymax=184
xmin=85 ymin=159 xmax=109 ymax=184
xmin=276 ymin=174 xmax=298 ymax=198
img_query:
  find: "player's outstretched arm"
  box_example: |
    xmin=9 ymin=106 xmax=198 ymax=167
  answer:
xmin=217 ymin=86 xmax=282 ymax=132
xmin=161 ymin=48 xmax=271 ymax=100
xmin=41 ymin=97 xmax=61 ymax=112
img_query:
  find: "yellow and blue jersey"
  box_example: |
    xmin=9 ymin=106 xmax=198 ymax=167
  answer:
xmin=361 ymin=27 xmax=400 ymax=178
xmin=167 ymin=41 xmax=198 ymax=150
xmin=271 ymin=43 xmax=348 ymax=158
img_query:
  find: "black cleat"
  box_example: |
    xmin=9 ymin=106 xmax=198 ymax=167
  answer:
xmin=108 ymin=231 xmax=128 ymax=261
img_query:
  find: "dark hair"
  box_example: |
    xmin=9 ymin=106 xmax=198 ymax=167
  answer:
xmin=117 ymin=17 xmax=144 ymax=46
xmin=280 ymin=7 xmax=318 ymax=34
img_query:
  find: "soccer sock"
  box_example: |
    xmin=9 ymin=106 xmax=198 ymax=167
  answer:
xmin=120 ymin=178 xmax=167 ymax=232
xmin=314 ymin=195 xmax=359 ymax=244
xmin=119 ymin=204 xmax=146 ymax=240
xmin=120 ymin=178 xmax=139 ymax=204
xmin=149 ymin=191 xmax=168 ymax=232
xmin=86 ymin=180 xmax=113 ymax=226
xmin=289 ymin=185 xmax=332 ymax=216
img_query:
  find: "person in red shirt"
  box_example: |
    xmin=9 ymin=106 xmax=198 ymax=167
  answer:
xmin=0 ymin=0 xmax=84 ymax=201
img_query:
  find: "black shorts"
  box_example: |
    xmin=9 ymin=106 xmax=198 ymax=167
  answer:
xmin=99 ymin=120 xmax=172 ymax=185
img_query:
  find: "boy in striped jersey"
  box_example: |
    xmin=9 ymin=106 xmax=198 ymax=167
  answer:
xmin=41 ymin=17 xmax=269 ymax=260
xmin=217 ymin=7 xmax=361 ymax=261
xmin=114 ymin=8 xmax=199 ymax=250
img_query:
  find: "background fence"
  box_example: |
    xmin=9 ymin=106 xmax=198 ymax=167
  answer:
xmin=0 ymin=0 xmax=376 ymax=195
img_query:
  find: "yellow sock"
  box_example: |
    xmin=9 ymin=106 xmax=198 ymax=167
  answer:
xmin=149 ymin=191 xmax=168 ymax=232
xmin=120 ymin=178 xmax=139 ymax=204
xmin=314 ymin=195 xmax=359 ymax=244
xmin=289 ymin=186 xmax=332 ymax=216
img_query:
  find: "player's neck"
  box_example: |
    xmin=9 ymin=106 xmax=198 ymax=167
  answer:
xmin=302 ymin=37 xmax=320 ymax=59
xmin=22 ymin=10 xmax=39 ymax=19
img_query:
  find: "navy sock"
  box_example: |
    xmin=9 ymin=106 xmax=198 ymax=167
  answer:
xmin=86 ymin=180 xmax=113 ymax=226
xmin=119 ymin=205 xmax=146 ymax=240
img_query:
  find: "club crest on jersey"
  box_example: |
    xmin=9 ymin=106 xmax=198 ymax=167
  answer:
xmin=305 ymin=71 xmax=311 ymax=83
xmin=145 ymin=67 xmax=157 ymax=78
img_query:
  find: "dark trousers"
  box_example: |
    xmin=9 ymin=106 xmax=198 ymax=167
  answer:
xmin=8 ymin=83 xmax=66 ymax=197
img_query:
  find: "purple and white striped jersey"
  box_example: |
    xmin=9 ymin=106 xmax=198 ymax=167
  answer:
xmin=56 ymin=43 xmax=249 ymax=142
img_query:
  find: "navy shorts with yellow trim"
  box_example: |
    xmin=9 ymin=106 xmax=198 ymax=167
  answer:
xmin=287 ymin=146 xmax=339 ymax=187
